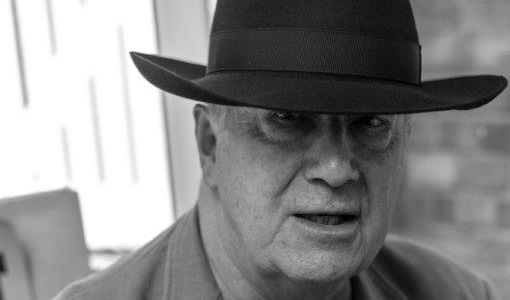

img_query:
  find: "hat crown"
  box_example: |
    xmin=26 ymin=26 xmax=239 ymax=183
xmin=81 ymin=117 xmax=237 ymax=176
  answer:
xmin=211 ymin=0 xmax=419 ymax=43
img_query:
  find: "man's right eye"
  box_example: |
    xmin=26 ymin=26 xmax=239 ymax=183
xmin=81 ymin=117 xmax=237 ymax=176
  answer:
xmin=258 ymin=111 xmax=313 ymax=143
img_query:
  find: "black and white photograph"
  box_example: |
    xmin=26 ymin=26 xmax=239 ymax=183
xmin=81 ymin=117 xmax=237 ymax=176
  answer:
xmin=0 ymin=0 xmax=509 ymax=299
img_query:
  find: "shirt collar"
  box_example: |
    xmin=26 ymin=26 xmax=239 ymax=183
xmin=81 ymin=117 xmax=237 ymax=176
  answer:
xmin=164 ymin=207 xmax=222 ymax=300
xmin=163 ymin=206 xmax=406 ymax=300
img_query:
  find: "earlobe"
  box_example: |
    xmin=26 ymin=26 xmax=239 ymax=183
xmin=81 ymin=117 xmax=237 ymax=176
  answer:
xmin=194 ymin=104 xmax=218 ymax=188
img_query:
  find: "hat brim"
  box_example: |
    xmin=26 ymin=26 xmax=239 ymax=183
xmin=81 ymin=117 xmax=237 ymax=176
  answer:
xmin=130 ymin=52 xmax=507 ymax=114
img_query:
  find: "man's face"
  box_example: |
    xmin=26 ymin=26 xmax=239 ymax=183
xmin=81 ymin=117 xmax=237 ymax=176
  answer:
xmin=206 ymin=107 xmax=409 ymax=284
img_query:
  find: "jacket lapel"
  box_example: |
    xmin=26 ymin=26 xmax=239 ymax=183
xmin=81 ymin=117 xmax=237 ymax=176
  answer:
xmin=163 ymin=208 xmax=222 ymax=300
xmin=352 ymin=265 xmax=408 ymax=300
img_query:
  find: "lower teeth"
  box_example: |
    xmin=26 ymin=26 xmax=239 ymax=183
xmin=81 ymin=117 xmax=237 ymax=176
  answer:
xmin=303 ymin=215 xmax=345 ymax=225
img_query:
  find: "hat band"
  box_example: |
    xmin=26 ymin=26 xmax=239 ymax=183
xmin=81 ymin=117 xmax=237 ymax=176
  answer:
xmin=207 ymin=29 xmax=422 ymax=85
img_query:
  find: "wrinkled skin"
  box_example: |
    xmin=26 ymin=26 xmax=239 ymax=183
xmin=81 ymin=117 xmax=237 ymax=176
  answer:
xmin=195 ymin=105 xmax=410 ymax=300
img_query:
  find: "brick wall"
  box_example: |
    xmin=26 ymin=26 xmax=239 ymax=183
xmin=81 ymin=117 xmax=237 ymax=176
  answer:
xmin=391 ymin=0 xmax=510 ymax=297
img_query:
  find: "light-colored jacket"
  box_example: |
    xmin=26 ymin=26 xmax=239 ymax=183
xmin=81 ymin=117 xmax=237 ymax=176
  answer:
xmin=53 ymin=207 xmax=498 ymax=300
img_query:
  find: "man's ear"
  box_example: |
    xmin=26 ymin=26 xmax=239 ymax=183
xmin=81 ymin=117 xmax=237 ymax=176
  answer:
xmin=194 ymin=104 xmax=218 ymax=188
xmin=405 ymin=115 xmax=412 ymax=142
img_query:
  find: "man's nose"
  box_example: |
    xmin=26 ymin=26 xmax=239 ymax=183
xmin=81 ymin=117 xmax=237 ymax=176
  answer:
xmin=303 ymin=134 xmax=360 ymax=189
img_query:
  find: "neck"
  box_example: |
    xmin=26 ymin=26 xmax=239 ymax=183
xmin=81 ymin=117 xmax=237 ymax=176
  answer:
xmin=197 ymin=181 xmax=352 ymax=300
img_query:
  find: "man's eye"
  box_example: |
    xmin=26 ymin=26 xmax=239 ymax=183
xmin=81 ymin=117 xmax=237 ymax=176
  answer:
xmin=260 ymin=111 xmax=313 ymax=143
xmin=350 ymin=116 xmax=389 ymax=130
xmin=271 ymin=111 xmax=303 ymax=122
xmin=348 ymin=115 xmax=393 ymax=150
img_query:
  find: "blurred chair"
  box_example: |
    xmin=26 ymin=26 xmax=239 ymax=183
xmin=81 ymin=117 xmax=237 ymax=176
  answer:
xmin=0 ymin=221 xmax=32 ymax=300
xmin=0 ymin=189 xmax=91 ymax=300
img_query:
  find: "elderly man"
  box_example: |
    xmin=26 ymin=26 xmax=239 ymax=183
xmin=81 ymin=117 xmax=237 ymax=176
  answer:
xmin=55 ymin=0 xmax=507 ymax=299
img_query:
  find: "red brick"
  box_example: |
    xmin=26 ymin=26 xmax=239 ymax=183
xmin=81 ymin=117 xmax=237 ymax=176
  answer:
xmin=440 ymin=122 xmax=481 ymax=150
xmin=438 ymin=122 xmax=510 ymax=153
xmin=408 ymin=121 xmax=443 ymax=150
xmin=436 ymin=197 xmax=455 ymax=223
xmin=477 ymin=238 xmax=510 ymax=266
xmin=452 ymin=191 xmax=498 ymax=227
xmin=479 ymin=124 xmax=510 ymax=154
xmin=406 ymin=153 xmax=459 ymax=190
xmin=498 ymin=202 xmax=510 ymax=228
xmin=395 ymin=186 xmax=437 ymax=226
xmin=410 ymin=0 xmax=460 ymax=38
xmin=457 ymin=157 xmax=510 ymax=189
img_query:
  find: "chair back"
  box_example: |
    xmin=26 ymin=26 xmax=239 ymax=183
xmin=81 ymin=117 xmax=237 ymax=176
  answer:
xmin=0 ymin=221 xmax=33 ymax=300
xmin=0 ymin=189 xmax=91 ymax=300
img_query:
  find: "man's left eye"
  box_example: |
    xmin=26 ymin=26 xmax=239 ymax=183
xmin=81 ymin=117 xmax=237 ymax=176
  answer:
xmin=348 ymin=115 xmax=393 ymax=150
xmin=350 ymin=115 xmax=389 ymax=130
xmin=271 ymin=111 xmax=303 ymax=122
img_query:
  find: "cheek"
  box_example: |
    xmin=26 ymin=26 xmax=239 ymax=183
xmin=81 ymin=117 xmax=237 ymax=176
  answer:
xmin=356 ymin=137 xmax=406 ymax=224
xmin=215 ymin=136 xmax=304 ymax=245
xmin=221 ymin=133 xmax=306 ymax=194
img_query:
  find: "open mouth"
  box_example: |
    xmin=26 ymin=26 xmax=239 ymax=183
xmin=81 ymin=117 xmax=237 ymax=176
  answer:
xmin=294 ymin=214 xmax=358 ymax=226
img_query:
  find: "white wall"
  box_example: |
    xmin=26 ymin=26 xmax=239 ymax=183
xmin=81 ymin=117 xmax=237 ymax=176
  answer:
xmin=154 ymin=0 xmax=210 ymax=217
xmin=0 ymin=0 xmax=174 ymax=250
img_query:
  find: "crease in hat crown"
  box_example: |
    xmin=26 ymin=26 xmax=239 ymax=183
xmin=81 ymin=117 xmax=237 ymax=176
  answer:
xmin=210 ymin=0 xmax=419 ymax=43
xmin=205 ymin=0 xmax=423 ymax=85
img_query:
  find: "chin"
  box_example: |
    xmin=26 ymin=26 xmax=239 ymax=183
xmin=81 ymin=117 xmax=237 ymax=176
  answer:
xmin=271 ymin=250 xmax=359 ymax=284
xmin=281 ymin=265 xmax=351 ymax=285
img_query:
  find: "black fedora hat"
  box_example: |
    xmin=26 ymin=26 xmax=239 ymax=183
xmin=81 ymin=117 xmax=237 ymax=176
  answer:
xmin=130 ymin=0 xmax=507 ymax=114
